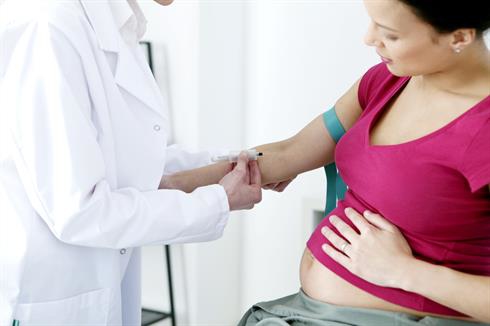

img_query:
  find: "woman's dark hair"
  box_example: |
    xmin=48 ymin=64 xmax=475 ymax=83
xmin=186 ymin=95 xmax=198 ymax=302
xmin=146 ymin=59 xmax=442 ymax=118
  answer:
xmin=398 ymin=0 xmax=490 ymax=36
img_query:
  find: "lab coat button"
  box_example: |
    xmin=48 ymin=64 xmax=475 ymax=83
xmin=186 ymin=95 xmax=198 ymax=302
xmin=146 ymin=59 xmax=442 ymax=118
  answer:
xmin=120 ymin=248 xmax=127 ymax=255
xmin=153 ymin=124 xmax=161 ymax=131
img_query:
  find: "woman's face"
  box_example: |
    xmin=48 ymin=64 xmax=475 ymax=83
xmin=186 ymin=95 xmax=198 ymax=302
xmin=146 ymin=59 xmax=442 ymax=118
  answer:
xmin=363 ymin=0 xmax=456 ymax=77
xmin=153 ymin=0 xmax=174 ymax=5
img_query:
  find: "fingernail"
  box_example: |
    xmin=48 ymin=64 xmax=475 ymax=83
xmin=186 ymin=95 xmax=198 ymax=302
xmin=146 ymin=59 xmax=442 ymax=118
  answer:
xmin=364 ymin=210 xmax=372 ymax=216
xmin=329 ymin=215 xmax=337 ymax=223
xmin=344 ymin=207 xmax=351 ymax=215
xmin=321 ymin=227 xmax=328 ymax=235
xmin=322 ymin=244 xmax=328 ymax=251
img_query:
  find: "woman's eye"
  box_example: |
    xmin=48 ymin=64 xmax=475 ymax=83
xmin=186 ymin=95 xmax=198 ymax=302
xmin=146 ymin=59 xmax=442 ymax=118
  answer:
xmin=385 ymin=35 xmax=399 ymax=41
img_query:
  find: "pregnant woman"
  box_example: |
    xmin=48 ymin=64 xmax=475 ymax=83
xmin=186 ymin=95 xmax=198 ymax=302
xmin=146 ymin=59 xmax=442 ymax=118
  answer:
xmin=162 ymin=0 xmax=490 ymax=324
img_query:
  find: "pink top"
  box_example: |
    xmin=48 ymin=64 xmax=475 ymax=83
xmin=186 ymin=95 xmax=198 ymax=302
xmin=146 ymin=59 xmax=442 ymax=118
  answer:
xmin=307 ymin=63 xmax=490 ymax=317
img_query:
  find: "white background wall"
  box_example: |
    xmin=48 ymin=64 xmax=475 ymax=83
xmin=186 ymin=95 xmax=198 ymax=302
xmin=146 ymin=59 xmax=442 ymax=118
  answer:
xmin=137 ymin=1 xmax=490 ymax=325
xmin=241 ymin=1 xmax=377 ymax=311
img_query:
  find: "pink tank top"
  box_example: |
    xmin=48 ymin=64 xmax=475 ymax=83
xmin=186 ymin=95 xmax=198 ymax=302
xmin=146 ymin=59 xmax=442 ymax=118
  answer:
xmin=307 ymin=63 xmax=490 ymax=317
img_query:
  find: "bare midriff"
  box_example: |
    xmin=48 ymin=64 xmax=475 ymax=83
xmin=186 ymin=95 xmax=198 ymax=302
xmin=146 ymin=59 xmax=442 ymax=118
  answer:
xmin=299 ymin=248 xmax=473 ymax=321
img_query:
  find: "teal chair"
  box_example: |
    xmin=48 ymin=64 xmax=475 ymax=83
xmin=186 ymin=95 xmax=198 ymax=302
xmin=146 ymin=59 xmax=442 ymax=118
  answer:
xmin=323 ymin=108 xmax=347 ymax=215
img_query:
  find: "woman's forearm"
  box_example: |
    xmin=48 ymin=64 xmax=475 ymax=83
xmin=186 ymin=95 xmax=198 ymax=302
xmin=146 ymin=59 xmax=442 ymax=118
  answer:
xmin=160 ymin=138 xmax=309 ymax=192
xmin=400 ymin=258 xmax=490 ymax=322
xmin=160 ymin=115 xmax=337 ymax=192
xmin=160 ymin=161 xmax=232 ymax=193
xmin=256 ymin=115 xmax=337 ymax=184
xmin=254 ymin=139 xmax=302 ymax=185
xmin=158 ymin=141 xmax=292 ymax=192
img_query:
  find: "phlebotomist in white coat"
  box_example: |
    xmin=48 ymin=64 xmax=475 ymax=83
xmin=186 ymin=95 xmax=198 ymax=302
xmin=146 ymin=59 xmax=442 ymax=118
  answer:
xmin=0 ymin=0 xmax=263 ymax=324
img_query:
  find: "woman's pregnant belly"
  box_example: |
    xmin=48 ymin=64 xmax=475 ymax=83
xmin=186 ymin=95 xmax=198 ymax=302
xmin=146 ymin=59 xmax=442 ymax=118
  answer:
xmin=299 ymin=248 xmax=473 ymax=320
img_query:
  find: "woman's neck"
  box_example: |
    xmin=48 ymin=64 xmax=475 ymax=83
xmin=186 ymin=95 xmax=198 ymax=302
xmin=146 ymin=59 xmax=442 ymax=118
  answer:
xmin=415 ymin=40 xmax=490 ymax=98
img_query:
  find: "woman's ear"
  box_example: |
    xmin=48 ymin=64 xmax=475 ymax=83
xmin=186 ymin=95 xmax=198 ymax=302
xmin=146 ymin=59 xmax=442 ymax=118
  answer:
xmin=449 ymin=28 xmax=476 ymax=53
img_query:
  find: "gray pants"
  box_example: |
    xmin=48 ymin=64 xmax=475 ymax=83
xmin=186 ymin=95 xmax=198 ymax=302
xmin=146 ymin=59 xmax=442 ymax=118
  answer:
xmin=238 ymin=290 xmax=489 ymax=326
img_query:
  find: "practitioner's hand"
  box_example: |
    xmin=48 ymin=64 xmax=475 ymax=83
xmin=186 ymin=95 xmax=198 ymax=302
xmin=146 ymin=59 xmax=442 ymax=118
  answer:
xmin=159 ymin=175 xmax=173 ymax=189
xmin=321 ymin=207 xmax=414 ymax=288
xmin=219 ymin=152 xmax=262 ymax=211
xmin=262 ymin=177 xmax=296 ymax=192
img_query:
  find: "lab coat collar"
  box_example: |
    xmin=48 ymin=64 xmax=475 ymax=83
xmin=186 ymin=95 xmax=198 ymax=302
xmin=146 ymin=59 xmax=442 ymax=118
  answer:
xmin=127 ymin=0 xmax=148 ymax=42
xmin=108 ymin=0 xmax=148 ymax=46
xmin=79 ymin=0 xmax=164 ymax=118
xmin=108 ymin=0 xmax=133 ymax=32
xmin=79 ymin=0 xmax=120 ymax=53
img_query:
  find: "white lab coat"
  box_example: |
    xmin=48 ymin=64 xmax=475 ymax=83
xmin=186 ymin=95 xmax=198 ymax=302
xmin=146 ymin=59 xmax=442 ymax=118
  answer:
xmin=0 ymin=0 xmax=229 ymax=325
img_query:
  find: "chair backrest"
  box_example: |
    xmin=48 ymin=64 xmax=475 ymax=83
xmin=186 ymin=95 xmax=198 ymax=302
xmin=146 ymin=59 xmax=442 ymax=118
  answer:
xmin=322 ymin=108 xmax=347 ymax=215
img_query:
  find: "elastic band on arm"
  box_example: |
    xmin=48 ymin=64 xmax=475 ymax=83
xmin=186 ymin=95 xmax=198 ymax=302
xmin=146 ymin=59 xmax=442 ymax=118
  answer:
xmin=323 ymin=107 xmax=347 ymax=215
xmin=323 ymin=107 xmax=346 ymax=143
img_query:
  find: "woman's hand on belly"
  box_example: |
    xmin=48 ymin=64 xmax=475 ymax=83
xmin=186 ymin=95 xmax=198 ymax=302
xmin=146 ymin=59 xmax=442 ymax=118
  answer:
xmin=321 ymin=207 xmax=413 ymax=288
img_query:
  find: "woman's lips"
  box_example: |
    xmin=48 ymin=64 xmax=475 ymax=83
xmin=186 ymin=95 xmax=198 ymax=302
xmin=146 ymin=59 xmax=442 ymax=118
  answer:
xmin=378 ymin=54 xmax=393 ymax=64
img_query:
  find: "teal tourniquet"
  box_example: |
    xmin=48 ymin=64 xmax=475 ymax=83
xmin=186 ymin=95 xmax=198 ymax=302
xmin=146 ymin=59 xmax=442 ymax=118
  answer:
xmin=323 ymin=108 xmax=347 ymax=215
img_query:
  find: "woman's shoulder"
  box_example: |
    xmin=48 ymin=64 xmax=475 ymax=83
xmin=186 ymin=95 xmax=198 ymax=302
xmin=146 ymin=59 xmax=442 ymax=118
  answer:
xmin=357 ymin=63 xmax=406 ymax=111
xmin=459 ymin=114 xmax=490 ymax=192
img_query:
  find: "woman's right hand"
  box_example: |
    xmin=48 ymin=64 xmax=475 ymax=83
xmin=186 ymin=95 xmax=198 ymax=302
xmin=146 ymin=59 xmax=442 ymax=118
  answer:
xmin=219 ymin=152 xmax=262 ymax=210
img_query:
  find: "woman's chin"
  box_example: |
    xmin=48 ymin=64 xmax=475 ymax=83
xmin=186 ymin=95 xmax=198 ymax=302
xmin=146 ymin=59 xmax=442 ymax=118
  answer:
xmin=384 ymin=63 xmax=411 ymax=77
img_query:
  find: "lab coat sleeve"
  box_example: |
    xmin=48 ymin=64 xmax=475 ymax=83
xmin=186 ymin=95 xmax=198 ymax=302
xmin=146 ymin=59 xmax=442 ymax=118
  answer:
xmin=3 ymin=19 xmax=229 ymax=249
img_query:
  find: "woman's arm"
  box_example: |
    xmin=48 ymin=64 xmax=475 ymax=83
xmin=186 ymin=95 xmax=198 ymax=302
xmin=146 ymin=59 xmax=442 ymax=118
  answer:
xmin=160 ymin=161 xmax=233 ymax=193
xmin=396 ymin=188 xmax=490 ymax=322
xmin=401 ymin=256 xmax=490 ymax=322
xmin=401 ymin=183 xmax=490 ymax=321
xmin=161 ymin=79 xmax=363 ymax=192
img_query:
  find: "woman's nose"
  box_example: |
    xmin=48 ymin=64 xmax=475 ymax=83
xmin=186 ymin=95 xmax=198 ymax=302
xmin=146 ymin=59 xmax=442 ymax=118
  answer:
xmin=363 ymin=23 xmax=378 ymax=47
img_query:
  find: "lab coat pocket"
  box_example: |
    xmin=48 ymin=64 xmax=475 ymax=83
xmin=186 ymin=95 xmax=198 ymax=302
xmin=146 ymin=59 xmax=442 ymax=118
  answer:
xmin=14 ymin=288 xmax=111 ymax=325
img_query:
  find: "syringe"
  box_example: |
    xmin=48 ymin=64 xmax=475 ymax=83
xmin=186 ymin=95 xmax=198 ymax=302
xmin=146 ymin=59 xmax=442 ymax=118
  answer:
xmin=211 ymin=149 xmax=263 ymax=162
